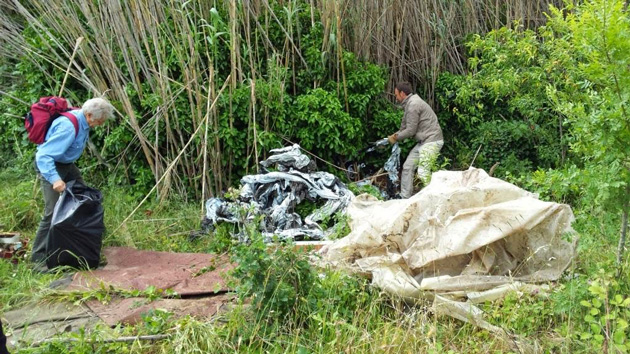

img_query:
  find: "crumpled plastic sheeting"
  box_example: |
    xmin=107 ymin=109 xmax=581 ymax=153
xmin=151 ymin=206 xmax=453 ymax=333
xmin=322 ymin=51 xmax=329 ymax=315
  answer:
xmin=259 ymin=145 xmax=315 ymax=172
xmin=320 ymin=168 xmax=577 ymax=338
xmin=383 ymin=143 xmax=400 ymax=188
xmin=204 ymin=145 xmax=354 ymax=241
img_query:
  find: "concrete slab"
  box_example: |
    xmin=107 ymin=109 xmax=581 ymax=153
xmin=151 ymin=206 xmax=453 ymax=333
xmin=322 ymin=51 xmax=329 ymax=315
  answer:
xmin=2 ymin=302 xmax=101 ymax=349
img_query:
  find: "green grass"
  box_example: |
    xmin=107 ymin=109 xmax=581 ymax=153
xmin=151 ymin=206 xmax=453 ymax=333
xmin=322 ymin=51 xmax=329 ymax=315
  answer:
xmin=0 ymin=167 xmax=41 ymax=233
xmin=1 ymin=167 xmax=629 ymax=353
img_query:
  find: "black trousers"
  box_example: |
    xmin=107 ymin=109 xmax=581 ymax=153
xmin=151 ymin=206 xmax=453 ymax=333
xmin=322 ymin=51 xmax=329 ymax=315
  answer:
xmin=31 ymin=161 xmax=84 ymax=264
xmin=0 ymin=319 xmax=9 ymax=354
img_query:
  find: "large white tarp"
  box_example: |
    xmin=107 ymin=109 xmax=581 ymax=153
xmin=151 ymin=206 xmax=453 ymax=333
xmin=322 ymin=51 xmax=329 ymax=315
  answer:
xmin=320 ymin=168 xmax=577 ymax=342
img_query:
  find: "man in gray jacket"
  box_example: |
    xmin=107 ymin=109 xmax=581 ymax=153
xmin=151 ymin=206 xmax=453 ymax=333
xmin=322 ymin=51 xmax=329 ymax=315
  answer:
xmin=388 ymin=82 xmax=443 ymax=198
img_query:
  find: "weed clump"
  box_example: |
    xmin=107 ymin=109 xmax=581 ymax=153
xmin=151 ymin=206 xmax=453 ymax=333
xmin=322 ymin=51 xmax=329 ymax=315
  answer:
xmin=230 ymin=228 xmax=379 ymax=329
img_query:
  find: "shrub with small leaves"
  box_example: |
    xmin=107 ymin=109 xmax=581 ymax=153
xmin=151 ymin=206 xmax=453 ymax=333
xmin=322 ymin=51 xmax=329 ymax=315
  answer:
xmin=578 ymin=270 xmax=630 ymax=352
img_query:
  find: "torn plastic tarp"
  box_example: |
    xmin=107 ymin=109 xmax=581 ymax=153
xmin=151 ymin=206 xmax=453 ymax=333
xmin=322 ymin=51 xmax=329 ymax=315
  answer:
xmin=203 ymin=145 xmax=354 ymax=242
xmin=258 ymin=144 xmax=316 ymax=172
xmin=319 ymin=168 xmax=577 ymax=336
xmin=383 ymin=142 xmax=400 ymax=194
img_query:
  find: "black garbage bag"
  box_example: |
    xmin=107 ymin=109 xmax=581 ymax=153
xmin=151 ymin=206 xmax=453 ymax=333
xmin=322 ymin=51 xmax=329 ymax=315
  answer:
xmin=46 ymin=180 xmax=105 ymax=270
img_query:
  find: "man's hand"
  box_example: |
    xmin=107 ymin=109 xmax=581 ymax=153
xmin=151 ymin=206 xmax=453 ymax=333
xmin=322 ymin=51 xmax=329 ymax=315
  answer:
xmin=388 ymin=134 xmax=398 ymax=145
xmin=52 ymin=180 xmax=66 ymax=193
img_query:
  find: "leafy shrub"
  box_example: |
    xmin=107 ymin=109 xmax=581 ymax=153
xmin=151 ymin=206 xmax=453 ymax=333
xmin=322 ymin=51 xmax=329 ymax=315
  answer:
xmin=577 ymin=270 xmax=630 ymax=352
xmin=435 ymin=24 xmax=577 ymax=177
xmin=289 ymin=88 xmax=362 ymax=162
xmin=230 ymin=232 xmax=319 ymax=326
xmin=230 ymin=227 xmax=380 ymax=330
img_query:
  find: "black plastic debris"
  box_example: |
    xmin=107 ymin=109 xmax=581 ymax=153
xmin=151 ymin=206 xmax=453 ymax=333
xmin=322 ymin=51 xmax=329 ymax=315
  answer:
xmin=346 ymin=139 xmax=401 ymax=199
xmin=203 ymin=145 xmax=354 ymax=242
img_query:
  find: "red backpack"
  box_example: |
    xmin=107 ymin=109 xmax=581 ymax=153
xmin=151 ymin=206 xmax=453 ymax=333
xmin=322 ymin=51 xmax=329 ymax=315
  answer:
xmin=24 ymin=96 xmax=79 ymax=144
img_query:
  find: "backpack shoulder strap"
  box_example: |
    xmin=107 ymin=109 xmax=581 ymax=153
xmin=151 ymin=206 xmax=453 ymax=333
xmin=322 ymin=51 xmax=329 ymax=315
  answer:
xmin=59 ymin=112 xmax=79 ymax=138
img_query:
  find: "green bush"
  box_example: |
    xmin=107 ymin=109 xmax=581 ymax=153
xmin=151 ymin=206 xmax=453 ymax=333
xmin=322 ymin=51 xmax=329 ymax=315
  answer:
xmin=230 ymin=228 xmax=380 ymax=331
xmin=230 ymin=232 xmax=320 ymax=326
xmin=435 ymin=24 xmax=578 ymax=177
xmin=290 ymin=88 xmax=362 ymax=160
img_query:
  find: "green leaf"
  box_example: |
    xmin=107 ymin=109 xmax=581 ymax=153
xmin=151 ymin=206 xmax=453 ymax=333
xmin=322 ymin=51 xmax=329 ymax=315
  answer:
xmin=591 ymin=323 xmax=601 ymax=333
xmin=590 ymin=308 xmax=600 ymax=316
xmin=613 ymin=330 xmax=626 ymax=345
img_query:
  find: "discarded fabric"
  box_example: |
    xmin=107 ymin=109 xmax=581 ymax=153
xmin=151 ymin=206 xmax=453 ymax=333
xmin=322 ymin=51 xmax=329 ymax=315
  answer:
xmin=320 ymin=168 xmax=577 ymax=330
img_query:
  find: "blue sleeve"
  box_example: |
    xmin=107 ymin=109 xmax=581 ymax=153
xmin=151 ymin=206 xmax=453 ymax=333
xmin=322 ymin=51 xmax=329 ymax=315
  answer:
xmin=35 ymin=120 xmax=76 ymax=184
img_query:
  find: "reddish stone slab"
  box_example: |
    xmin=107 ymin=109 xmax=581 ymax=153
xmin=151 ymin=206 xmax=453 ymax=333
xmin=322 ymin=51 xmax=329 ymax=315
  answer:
xmin=68 ymin=247 xmax=235 ymax=296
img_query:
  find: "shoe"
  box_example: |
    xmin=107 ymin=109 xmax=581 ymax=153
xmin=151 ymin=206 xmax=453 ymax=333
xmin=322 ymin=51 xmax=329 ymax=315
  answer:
xmin=49 ymin=273 xmax=74 ymax=289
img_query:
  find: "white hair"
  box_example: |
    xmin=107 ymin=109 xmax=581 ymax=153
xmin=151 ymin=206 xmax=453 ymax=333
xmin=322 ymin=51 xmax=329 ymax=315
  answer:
xmin=82 ymin=97 xmax=114 ymax=122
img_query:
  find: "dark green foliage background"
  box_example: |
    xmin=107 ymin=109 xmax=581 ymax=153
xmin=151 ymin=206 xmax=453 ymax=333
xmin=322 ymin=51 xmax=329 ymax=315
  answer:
xmin=0 ymin=4 xmax=402 ymax=194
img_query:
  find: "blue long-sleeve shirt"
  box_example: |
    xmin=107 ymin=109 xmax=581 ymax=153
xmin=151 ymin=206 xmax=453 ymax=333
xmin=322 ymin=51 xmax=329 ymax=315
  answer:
xmin=35 ymin=110 xmax=90 ymax=184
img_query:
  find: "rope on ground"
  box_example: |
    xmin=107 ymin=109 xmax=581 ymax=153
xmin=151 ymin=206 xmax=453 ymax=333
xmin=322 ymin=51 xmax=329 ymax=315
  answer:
xmin=355 ymin=171 xmax=390 ymax=183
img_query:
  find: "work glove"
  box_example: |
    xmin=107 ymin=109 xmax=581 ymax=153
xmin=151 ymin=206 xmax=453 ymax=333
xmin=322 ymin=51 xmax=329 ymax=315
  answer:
xmin=388 ymin=134 xmax=397 ymax=145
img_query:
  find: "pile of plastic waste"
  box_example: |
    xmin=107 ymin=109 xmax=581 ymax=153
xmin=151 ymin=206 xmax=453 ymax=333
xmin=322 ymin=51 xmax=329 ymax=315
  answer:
xmin=203 ymin=145 xmax=354 ymax=242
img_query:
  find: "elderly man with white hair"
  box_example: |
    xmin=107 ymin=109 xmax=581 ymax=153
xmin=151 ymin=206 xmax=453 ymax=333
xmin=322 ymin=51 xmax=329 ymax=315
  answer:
xmin=31 ymin=97 xmax=114 ymax=266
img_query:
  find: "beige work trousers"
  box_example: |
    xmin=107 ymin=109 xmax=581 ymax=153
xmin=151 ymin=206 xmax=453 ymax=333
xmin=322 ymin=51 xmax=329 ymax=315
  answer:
xmin=400 ymin=140 xmax=443 ymax=198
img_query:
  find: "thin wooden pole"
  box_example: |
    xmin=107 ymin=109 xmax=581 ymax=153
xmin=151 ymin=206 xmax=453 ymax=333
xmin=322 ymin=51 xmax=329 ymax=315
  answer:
xmin=58 ymin=37 xmax=84 ymax=97
xmin=201 ymin=68 xmax=214 ymax=215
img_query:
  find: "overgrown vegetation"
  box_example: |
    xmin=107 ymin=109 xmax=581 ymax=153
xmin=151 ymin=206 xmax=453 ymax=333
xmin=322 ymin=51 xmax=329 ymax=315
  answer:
xmin=0 ymin=1 xmax=400 ymax=200
xmin=435 ymin=0 xmax=630 ymax=265
xmin=1 ymin=0 xmax=630 ymax=352
xmin=0 ymin=0 xmax=567 ymax=200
